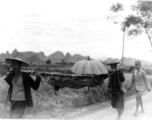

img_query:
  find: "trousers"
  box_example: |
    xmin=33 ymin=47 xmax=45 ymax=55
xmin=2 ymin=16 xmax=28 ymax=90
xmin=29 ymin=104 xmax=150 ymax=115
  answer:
xmin=10 ymin=100 xmax=26 ymax=118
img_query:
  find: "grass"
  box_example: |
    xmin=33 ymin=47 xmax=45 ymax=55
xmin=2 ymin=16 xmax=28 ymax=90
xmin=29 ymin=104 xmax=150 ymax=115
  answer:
xmin=0 ymin=73 xmax=152 ymax=118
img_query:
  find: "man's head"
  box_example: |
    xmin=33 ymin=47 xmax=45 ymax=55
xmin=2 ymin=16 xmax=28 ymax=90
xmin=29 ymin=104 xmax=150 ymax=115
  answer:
xmin=110 ymin=63 xmax=117 ymax=70
xmin=135 ymin=60 xmax=141 ymax=70
xmin=107 ymin=60 xmax=119 ymax=70
xmin=11 ymin=60 xmax=23 ymax=71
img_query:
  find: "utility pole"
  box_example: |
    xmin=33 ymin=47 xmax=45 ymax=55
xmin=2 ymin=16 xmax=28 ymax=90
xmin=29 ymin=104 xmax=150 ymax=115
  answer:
xmin=121 ymin=26 xmax=126 ymax=66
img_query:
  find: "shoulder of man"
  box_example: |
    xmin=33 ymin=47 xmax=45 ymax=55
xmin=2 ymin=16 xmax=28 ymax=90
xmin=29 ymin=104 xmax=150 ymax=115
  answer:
xmin=22 ymin=72 xmax=31 ymax=78
xmin=4 ymin=71 xmax=15 ymax=85
xmin=141 ymin=68 xmax=145 ymax=72
xmin=133 ymin=69 xmax=137 ymax=73
xmin=5 ymin=71 xmax=14 ymax=78
xmin=141 ymin=69 xmax=146 ymax=74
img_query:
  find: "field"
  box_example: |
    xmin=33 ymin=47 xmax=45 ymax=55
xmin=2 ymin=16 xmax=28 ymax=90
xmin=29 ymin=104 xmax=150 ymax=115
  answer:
xmin=0 ymin=73 xmax=152 ymax=118
xmin=23 ymin=64 xmax=73 ymax=72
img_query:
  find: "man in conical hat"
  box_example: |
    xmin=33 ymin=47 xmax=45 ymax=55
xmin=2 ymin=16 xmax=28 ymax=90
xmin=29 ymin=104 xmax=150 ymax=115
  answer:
xmin=4 ymin=57 xmax=42 ymax=118
xmin=107 ymin=60 xmax=125 ymax=120
xmin=129 ymin=60 xmax=151 ymax=115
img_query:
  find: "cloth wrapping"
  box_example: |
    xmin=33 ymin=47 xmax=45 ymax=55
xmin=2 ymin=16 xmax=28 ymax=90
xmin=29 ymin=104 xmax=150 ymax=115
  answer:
xmin=16 ymin=70 xmax=108 ymax=91
xmin=45 ymin=74 xmax=108 ymax=90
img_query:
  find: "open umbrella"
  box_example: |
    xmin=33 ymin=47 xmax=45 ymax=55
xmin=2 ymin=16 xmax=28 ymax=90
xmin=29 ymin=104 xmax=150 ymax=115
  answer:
xmin=71 ymin=57 xmax=108 ymax=75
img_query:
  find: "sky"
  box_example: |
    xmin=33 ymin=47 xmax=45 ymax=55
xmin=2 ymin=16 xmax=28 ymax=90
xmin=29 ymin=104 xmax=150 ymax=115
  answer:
xmin=0 ymin=0 xmax=152 ymax=61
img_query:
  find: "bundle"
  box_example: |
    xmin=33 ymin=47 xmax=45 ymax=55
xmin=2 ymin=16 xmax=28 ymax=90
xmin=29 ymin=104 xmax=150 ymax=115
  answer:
xmin=8 ymin=70 xmax=109 ymax=91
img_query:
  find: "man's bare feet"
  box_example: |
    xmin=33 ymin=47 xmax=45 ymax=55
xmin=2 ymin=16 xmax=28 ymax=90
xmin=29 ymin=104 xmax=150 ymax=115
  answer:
xmin=116 ymin=117 xmax=121 ymax=120
xmin=140 ymin=110 xmax=144 ymax=113
xmin=134 ymin=111 xmax=138 ymax=115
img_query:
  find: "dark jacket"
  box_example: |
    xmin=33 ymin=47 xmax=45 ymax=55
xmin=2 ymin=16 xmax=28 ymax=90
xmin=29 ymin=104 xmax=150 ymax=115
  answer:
xmin=5 ymin=71 xmax=41 ymax=108
xmin=108 ymin=70 xmax=125 ymax=95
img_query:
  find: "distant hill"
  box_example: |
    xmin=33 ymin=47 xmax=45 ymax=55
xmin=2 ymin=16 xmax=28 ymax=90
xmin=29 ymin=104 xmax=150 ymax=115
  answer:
xmin=104 ymin=57 xmax=152 ymax=66
xmin=26 ymin=54 xmax=43 ymax=63
xmin=72 ymin=54 xmax=88 ymax=62
xmin=0 ymin=49 xmax=88 ymax=63
xmin=123 ymin=57 xmax=152 ymax=66
xmin=1 ymin=49 xmax=152 ymax=65
xmin=11 ymin=49 xmax=18 ymax=57
xmin=36 ymin=52 xmax=48 ymax=62
xmin=64 ymin=52 xmax=73 ymax=63
xmin=48 ymin=51 xmax=65 ymax=63
xmin=22 ymin=51 xmax=36 ymax=58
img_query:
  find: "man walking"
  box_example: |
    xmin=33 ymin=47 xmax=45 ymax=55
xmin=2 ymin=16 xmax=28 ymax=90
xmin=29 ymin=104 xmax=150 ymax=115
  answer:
xmin=4 ymin=57 xmax=41 ymax=118
xmin=129 ymin=60 xmax=151 ymax=115
xmin=107 ymin=61 xmax=126 ymax=120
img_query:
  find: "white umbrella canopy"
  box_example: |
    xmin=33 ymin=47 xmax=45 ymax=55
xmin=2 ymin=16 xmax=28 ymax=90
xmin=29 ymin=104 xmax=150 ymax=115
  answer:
xmin=71 ymin=59 xmax=108 ymax=75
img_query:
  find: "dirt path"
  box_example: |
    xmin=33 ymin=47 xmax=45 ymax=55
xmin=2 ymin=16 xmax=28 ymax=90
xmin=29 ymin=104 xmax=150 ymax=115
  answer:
xmin=63 ymin=92 xmax=152 ymax=120
xmin=1 ymin=92 xmax=152 ymax=120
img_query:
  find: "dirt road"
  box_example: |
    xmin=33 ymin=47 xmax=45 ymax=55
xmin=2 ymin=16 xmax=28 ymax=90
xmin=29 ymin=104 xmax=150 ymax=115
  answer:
xmin=63 ymin=92 xmax=152 ymax=120
xmin=1 ymin=92 xmax=152 ymax=120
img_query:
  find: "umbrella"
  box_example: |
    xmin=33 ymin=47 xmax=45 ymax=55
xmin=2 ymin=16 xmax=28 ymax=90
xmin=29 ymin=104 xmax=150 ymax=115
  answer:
xmin=71 ymin=57 xmax=108 ymax=75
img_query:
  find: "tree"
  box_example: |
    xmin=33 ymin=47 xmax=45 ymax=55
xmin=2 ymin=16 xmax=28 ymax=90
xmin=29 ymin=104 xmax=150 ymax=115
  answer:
xmin=123 ymin=1 xmax=152 ymax=48
xmin=46 ymin=59 xmax=51 ymax=64
xmin=108 ymin=1 xmax=152 ymax=49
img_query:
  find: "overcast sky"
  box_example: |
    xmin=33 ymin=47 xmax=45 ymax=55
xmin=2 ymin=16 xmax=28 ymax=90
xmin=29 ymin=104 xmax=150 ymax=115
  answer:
xmin=0 ymin=0 xmax=152 ymax=61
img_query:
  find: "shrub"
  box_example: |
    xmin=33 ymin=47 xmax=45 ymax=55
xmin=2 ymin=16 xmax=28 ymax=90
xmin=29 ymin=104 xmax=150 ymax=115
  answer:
xmin=34 ymin=67 xmax=46 ymax=72
xmin=71 ymin=85 xmax=107 ymax=107
xmin=0 ymin=65 xmax=9 ymax=76
xmin=143 ymin=68 xmax=152 ymax=75
xmin=128 ymin=66 xmax=135 ymax=73
xmin=71 ymin=94 xmax=88 ymax=107
xmin=1 ymin=73 xmax=152 ymax=118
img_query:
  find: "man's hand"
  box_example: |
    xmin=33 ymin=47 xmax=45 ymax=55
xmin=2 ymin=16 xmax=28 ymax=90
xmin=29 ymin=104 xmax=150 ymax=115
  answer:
xmin=148 ymin=89 xmax=151 ymax=92
xmin=104 ymin=86 xmax=111 ymax=93
xmin=35 ymin=72 xmax=41 ymax=77
xmin=35 ymin=72 xmax=43 ymax=81
xmin=127 ymin=86 xmax=132 ymax=91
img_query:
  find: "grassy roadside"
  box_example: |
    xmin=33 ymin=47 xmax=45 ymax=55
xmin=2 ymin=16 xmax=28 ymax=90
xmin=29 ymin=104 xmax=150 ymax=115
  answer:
xmin=0 ymin=73 xmax=152 ymax=119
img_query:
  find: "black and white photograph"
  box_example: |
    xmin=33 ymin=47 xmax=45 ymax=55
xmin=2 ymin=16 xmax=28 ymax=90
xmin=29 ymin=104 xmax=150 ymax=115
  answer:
xmin=0 ymin=0 xmax=152 ymax=119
